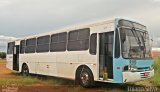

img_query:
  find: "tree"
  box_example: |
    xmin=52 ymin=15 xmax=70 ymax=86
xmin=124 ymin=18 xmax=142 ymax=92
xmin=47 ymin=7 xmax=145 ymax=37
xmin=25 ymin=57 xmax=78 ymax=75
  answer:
xmin=0 ymin=52 xmax=6 ymax=59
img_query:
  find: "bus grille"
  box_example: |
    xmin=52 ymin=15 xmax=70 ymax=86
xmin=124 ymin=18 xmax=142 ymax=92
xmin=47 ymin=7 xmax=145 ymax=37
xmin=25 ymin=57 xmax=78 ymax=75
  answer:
xmin=138 ymin=67 xmax=150 ymax=71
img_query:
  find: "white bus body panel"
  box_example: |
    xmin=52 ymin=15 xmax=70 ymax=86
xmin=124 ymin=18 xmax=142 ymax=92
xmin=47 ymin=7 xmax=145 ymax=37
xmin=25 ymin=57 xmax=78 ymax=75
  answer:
xmin=6 ymin=55 xmax=13 ymax=70
xmin=10 ymin=19 xmax=115 ymax=81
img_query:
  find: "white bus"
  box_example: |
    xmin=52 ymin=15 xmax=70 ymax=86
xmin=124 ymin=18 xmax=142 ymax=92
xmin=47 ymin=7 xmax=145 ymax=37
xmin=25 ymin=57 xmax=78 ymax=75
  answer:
xmin=7 ymin=18 xmax=154 ymax=87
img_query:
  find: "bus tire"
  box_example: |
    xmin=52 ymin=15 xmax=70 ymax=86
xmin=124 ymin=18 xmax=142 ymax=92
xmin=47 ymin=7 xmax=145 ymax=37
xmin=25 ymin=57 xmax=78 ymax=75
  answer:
xmin=22 ymin=64 xmax=29 ymax=76
xmin=78 ymin=67 xmax=94 ymax=88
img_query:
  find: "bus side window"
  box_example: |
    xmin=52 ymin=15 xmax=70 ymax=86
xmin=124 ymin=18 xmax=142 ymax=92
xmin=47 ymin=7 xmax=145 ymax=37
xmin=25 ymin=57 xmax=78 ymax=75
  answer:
xmin=67 ymin=28 xmax=90 ymax=51
xmin=115 ymin=29 xmax=120 ymax=58
xmin=25 ymin=38 xmax=36 ymax=53
xmin=36 ymin=35 xmax=50 ymax=53
xmin=89 ymin=33 xmax=97 ymax=55
xmin=20 ymin=40 xmax=25 ymax=54
xmin=50 ymin=32 xmax=67 ymax=52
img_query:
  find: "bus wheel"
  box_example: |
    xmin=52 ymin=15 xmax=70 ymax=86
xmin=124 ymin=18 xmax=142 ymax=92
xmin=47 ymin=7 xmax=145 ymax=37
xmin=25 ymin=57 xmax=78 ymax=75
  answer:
xmin=79 ymin=67 xmax=94 ymax=88
xmin=22 ymin=64 xmax=29 ymax=76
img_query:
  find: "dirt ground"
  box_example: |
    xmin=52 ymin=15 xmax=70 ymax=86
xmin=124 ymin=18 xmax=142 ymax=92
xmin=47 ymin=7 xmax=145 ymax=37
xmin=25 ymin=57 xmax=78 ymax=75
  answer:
xmin=0 ymin=60 xmax=159 ymax=92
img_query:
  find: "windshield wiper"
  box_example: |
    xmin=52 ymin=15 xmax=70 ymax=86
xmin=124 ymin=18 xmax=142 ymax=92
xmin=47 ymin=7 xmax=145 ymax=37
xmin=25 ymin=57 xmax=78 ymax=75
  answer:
xmin=131 ymin=29 xmax=141 ymax=46
xmin=131 ymin=29 xmax=143 ymax=58
xmin=140 ymin=32 xmax=146 ymax=57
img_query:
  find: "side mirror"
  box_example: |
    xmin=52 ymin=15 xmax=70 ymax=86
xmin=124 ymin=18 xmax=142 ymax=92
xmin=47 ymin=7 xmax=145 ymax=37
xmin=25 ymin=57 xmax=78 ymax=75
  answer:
xmin=119 ymin=28 xmax=126 ymax=42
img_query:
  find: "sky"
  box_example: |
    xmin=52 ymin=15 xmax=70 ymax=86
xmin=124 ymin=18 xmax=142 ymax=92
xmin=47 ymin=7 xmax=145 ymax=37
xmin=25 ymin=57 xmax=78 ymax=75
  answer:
xmin=0 ymin=0 xmax=160 ymax=52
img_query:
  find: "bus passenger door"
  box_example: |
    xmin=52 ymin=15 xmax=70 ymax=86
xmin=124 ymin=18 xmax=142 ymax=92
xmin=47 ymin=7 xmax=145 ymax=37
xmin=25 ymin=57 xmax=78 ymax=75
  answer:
xmin=99 ymin=32 xmax=114 ymax=79
xmin=13 ymin=45 xmax=19 ymax=71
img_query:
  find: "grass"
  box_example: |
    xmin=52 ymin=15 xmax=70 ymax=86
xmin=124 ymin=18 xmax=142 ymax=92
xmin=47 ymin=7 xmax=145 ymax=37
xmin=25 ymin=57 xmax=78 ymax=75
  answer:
xmin=30 ymin=75 xmax=75 ymax=86
xmin=0 ymin=74 xmax=40 ymax=85
xmin=45 ymin=77 xmax=74 ymax=85
xmin=0 ymin=60 xmax=41 ymax=85
xmin=0 ymin=59 xmax=74 ymax=86
xmin=150 ymin=57 xmax=160 ymax=86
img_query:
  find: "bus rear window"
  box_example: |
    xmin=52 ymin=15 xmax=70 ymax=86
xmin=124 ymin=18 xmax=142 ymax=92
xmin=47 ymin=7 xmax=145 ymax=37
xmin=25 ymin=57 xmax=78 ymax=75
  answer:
xmin=7 ymin=42 xmax=15 ymax=54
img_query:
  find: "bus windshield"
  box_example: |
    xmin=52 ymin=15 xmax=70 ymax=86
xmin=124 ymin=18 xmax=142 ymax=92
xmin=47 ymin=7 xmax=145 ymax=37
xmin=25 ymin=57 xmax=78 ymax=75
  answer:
xmin=120 ymin=28 xmax=151 ymax=59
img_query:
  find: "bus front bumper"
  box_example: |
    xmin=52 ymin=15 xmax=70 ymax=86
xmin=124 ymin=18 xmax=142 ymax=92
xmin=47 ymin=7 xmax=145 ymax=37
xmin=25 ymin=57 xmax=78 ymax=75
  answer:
xmin=122 ymin=69 xmax=154 ymax=83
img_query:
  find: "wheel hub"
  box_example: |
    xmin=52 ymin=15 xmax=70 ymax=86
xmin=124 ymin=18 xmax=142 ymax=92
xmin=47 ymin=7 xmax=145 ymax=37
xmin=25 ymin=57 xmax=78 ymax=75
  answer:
xmin=80 ymin=72 xmax=89 ymax=85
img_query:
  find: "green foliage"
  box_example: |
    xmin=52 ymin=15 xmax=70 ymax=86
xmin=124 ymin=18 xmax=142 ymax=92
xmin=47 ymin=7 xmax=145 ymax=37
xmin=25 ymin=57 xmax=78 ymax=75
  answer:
xmin=0 ymin=74 xmax=40 ymax=85
xmin=150 ymin=58 xmax=160 ymax=86
xmin=0 ymin=52 xmax=6 ymax=59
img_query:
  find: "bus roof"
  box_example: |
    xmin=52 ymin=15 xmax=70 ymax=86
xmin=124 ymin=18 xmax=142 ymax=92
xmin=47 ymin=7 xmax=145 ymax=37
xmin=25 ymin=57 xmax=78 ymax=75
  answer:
xmin=10 ymin=17 xmax=146 ymax=42
xmin=21 ymin=18 xmax=116 ymax=40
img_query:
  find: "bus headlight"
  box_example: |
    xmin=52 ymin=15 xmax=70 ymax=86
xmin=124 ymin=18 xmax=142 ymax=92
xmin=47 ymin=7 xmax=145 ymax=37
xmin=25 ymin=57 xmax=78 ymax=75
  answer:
xmin=130 ymin=65 xmax=137 ymax=71
xmin=123 ymin=65 xmax=137 ymax=71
